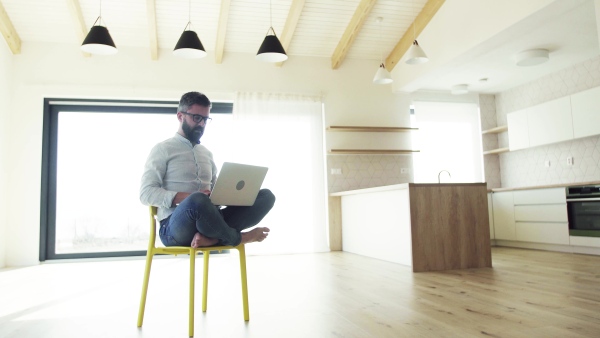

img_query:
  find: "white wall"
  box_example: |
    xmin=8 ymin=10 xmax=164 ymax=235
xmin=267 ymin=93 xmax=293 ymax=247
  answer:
xmin=5 ymin=41 xmax=410 ymax=267
xmin=0 ymin=40 xmax=13 ymax=269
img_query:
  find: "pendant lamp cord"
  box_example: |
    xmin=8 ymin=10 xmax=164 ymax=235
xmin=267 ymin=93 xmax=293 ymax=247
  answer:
xmin=184 ymin=0 xmax=192 ymax=32
xmin=264 ymin=0 xmax=276 ymax=36
xmin=378 ymin=18 xmax=384 ymax=67
xmin=93 ymin=0 xmax=103 ymax=26
xmin=412 ymin=1 xmax=417 ymax=43
xmin=270 ymin=0 xmax=273 ymax=28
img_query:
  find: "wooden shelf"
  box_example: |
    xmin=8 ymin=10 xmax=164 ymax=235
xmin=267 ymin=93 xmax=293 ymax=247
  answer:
xmin=481 ymin=125 xmax=508 ymax=135
xmin=483 ymin=147 xmax=509 ymax=155
xmin=327 ymin=126 xmax=418 ymax=132
xmin=329 ymin=149 xmax=420 ymax=155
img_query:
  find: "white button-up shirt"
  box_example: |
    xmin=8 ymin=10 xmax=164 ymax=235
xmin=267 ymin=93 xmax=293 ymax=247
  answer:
xmin=140 ymin=133 xmax=217 ymax=221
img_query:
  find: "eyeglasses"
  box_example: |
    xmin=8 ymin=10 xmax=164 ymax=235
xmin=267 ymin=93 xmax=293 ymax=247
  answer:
xmin=181 ymin=112 xmax=212 ymax=124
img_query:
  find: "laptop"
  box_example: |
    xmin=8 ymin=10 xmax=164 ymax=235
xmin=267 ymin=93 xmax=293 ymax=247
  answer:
xmin=209 ymin=162 xmax=268 ymax=206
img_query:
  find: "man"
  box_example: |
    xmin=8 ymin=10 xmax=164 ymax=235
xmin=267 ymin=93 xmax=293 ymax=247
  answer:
xmin=140 ymin=91 xmax=275 ymax=248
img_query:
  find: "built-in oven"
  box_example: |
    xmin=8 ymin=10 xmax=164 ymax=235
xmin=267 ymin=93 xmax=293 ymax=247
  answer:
xmin=566 ymin=185 xmax=600 ymax=237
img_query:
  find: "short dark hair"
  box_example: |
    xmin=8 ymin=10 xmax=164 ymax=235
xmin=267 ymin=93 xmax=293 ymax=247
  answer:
xmin=178 ymin=91 xmax=211 ymax=113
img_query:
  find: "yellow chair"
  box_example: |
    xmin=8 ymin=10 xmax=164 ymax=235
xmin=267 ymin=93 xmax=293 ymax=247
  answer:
xmin=137 ymin=206 xmax=249 ymax=337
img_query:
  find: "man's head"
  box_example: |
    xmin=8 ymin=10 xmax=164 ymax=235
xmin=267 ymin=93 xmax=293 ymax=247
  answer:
xmin=177 ymin=91 xmax=212 ymax=144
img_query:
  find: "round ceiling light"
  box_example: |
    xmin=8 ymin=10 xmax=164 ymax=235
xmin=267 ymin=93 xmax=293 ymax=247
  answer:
xmin=515 ymin=49 xmax=549 ymax=67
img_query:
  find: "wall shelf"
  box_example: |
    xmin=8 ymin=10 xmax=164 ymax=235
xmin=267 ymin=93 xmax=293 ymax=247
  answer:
xmin=483 ymin=147 xmax=509 ymax=155
xmin=327 ymin=126 xmax=419 ymax=155
xmin=481 ymin=125 xmax=508 ymax=134
xmin=329 ymin=149 xmax=420 ymax=155
xmin=327 ymin=126 xmax=418 ymax=132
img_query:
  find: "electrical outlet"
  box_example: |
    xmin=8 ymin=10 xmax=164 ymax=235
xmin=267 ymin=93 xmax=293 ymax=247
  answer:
xmin=545 ymin=160 xmax=551 ymax=167
xmin=567 ymin=157 xmax=574 ymax=166
xmin=331 ymin=168 xmax=342 ymax=175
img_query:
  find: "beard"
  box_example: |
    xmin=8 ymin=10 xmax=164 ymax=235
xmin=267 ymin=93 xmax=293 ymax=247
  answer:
xmin=182 ymin=119 xmax=204 ymax=143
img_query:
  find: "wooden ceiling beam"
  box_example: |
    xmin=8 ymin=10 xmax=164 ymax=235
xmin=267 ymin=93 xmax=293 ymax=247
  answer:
xmin=275 ymin=0 xmax=306 ymax=67
xmin=146 ymin=0 xmax=158 ymax=60
xmin=386 ymin=0 xmax=445 ymax=71
xmin=215 ymin=0 xmax=231 ymax=64
xmin=0 ymin=0 xmax=21 ymax=54
xmin=65 ymin=0 xmax=90 ymax=57
xmin=331 ymin=0 xmax=376 ymax=70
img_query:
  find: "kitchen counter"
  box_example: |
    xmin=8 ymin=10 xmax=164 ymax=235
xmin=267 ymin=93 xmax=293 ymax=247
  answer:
xmin=329 ymin=183 xmax=492 ymax=272
xmin=489 ymin=180 xmax=600 ymax=193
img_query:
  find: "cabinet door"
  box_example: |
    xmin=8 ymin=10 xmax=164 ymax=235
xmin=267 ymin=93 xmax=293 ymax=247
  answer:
xmin=507 ymin=110 xmax=529 ymax=151
xmin=571 ymin=86 xmax=600 ymax=139
xmin=514 ymin=205 xmax=568 ymax=222
xmin=527 ymin=96 xmax=573 ymax=147
xmin=492 ymin=192 xmax=515 ymax=240
xmin=516 ymin=222 xmax=569 ymax=245
xmin=488 ymin=193 xmax=494 ymax=240
xmin=513 ymin=187 xmax=566 ymax=205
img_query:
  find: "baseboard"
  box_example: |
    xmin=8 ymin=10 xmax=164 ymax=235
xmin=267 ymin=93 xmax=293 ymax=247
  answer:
xmin=494 ymin=240 xmax=600 ymax=256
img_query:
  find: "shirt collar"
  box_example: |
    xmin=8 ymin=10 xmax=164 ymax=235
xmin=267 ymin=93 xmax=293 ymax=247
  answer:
xmin=174 ymin=133 xmax=197 ymax=147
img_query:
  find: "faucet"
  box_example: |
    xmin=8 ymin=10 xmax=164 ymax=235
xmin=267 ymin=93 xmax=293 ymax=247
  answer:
xmin=438 ymin=170 xmax=451 ymax=183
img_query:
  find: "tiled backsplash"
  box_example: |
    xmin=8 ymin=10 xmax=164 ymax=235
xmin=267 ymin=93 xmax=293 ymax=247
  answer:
xmin=327 ymin=155 xmax=413 ymax=193
xmin=491 ymin=55 xmax=600 ymax=188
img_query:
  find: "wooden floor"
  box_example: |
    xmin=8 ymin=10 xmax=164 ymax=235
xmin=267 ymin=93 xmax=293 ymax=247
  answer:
xmin=1 ymin=247 xmax=600 ymax=338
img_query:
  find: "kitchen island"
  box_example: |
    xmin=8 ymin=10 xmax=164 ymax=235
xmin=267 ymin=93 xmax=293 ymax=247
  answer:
xmin=329 ymin=183 xmax=492 ymax=272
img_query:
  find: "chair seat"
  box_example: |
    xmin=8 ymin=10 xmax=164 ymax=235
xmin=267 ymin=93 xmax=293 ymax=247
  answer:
xmin=154 ymin=245 xmax=236 ymax=255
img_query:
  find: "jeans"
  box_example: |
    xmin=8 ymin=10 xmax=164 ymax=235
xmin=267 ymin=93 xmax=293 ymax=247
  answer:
xmin=159 ymin=189 xmax=276 ymax=247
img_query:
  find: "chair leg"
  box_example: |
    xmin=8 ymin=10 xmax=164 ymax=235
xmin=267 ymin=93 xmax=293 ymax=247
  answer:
xmin=189 ymin=250 xmax=196 ymax=338
xmin=238 ymin=245 xmax=250 ymax=321
xmin=202 ymin=251 xmax=210 ymax=312
xmin=137 ymin=251 xmax=154 ymax=327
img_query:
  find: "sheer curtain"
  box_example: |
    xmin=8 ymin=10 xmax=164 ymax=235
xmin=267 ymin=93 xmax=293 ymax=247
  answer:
xmin=220 ymin=92 xmax=327 ymax=255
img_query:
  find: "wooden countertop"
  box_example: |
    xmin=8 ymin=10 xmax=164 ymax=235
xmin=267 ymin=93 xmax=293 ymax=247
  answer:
xmin=330 ymin=181 xmax=600 ymax=196
xmin=489 ymin=180 xmax=600 ymax=192
xmin=330 ymin=183 xmax=487 ymax=197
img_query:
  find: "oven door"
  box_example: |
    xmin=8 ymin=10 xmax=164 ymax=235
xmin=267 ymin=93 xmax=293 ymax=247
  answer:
xmin=567 ymin=197 xmax=600 ymax=237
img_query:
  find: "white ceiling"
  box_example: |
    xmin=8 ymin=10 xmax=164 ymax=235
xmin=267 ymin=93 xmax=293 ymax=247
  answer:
xmin=401 ymin=0 xmax=600 ymax=94
xmin=1 ymin=0 xmax=599 ymax=94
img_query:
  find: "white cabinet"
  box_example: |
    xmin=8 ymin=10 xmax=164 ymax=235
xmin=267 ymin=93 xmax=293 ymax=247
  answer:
xmin=571 ymin=86 xmax=600 ymax=139
xmin=527 ymin=96 xmax=573 ymax=147
xmin=507 ymin=110 xmax=529 ymax=151
xmin=507 ymin=96 xmax=574 ymax=151
xmin=512 ymin=187 xmax=566 ymax=204
xmin=516 ymin=222 xmax=570 ymax=245
xmin=514 ymin=205 xmax=568 ymax=222
xmin=492 ymin=191 xmax=515 ymax=240
xmin=512 ymin=188 xmax=569 ymax=245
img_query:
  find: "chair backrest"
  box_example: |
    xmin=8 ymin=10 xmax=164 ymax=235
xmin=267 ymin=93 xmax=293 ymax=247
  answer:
xmin=148 ymin=206 xmax=158 ymax=249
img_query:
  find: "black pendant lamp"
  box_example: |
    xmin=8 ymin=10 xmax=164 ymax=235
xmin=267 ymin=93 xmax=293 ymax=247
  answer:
xmin=173 ymin=0 xmax=206 ymax=58
xmin=81 ymin=0 xmax=117 ymax=55
xmin=256 ymin=0 xmax=287 ymax=62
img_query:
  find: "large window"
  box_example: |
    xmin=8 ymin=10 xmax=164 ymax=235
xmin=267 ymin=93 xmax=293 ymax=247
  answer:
xmin=412 ymin=101 xmax=484 ymax=183
xmin=41 ymin=93 xmax=328 ymax=260
xmin=40 ymin=99 xmax=233 ymax=260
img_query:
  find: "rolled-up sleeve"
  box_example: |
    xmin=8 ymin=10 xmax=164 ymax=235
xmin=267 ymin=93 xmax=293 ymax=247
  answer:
xmin=140 ymin=144 xmax=177 ymax=208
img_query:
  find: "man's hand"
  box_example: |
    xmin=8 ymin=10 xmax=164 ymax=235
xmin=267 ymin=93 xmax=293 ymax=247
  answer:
xmin=200 ymin=189 xmax=211 ymax=196
xmin=172 ymin=192 xmax=191 ymax=207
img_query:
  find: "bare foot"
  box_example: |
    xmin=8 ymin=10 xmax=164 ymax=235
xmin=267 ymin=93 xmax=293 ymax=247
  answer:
xmin=240 ymin=227 xmax=270 ymax=245
xmin=191 ymin=232 xmax=219 ymax=248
